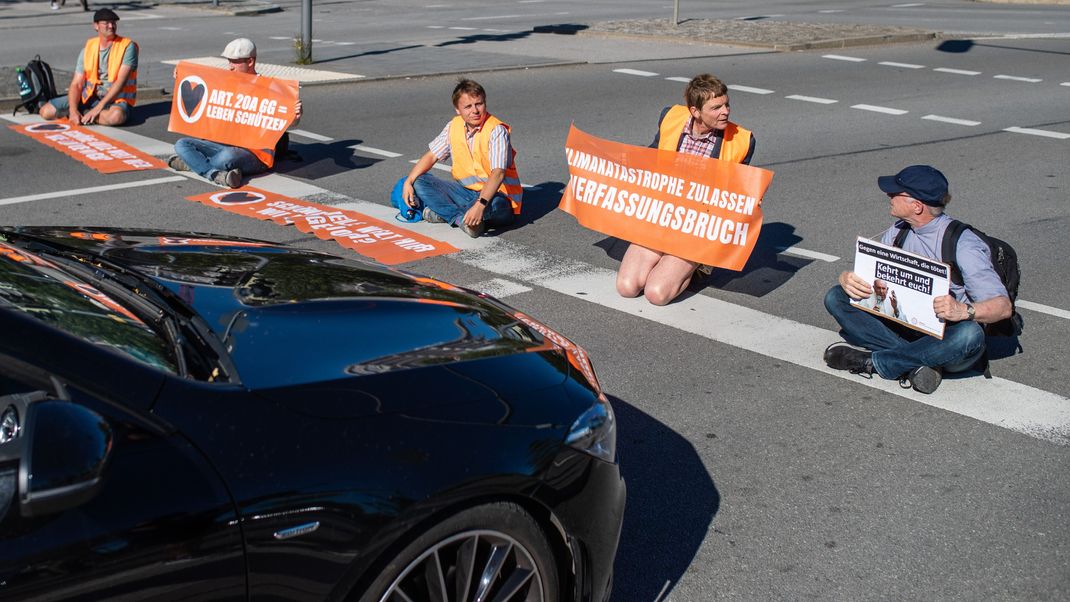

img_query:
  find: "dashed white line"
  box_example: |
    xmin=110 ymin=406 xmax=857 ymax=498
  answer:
xmin=270 ymin=36 xmax=290 ymax=40
xmin=922 ymin=115 xmax=981 ymax=126
xmin=891 ymin=3 xmax=925 ymax=7
xmin=289 ymin=129 xmax=334 ymax=142
xmin=337 ymin=42 xmax=356 ymax=46
xmin=1018 ymin=300 xmax=1070 ymax=321
xmin=409 ymin=160 xmax=454 ymax=173
xmin=461 ymin=14 xmax=525 ymax=21
xmin=1003 ymin=127 xmax=1070 ymax=140
xmin=158 ymin=26 xmax=183 ymax=31
xmin=427 ymin=25 xmax=446 ymax=29
xmin=852 ymin=104 xmax=908 ymax=115
xmin=614 ymin=69 xmax=659 ymax=77
xmin=448 ymin=27 xmax=478 ymax=30
xmin=934 ymin=67 xmax=981 ymax=76
xmin=779 ymin=246 xmax=839 ymax=263
xmin=785 ymin=94 xmax=838 ymax=104
xmin=728 ymin=84 xmax=776 ymax=95
xmin=351 ymin=145 xmax=404 ymax=158
xmin=818 ymin=9 xmax=844 ymax=13
xmin=994 ymin=74 xmax=1042 ymax=83
xmin=1062 ymin=82 xmax=1070 ymax=87
xmin=823 ymin=54 xmax=866 ymax=62
xmin=665 ymin=77 xmax=691 ymax=83
xmin=879 ymin=61 xmax=925 ymax=69
xmin=0 ymin=176 xmax=187 ymax=207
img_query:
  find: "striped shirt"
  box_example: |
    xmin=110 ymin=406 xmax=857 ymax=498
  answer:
xmin=428 ymin=120 xmax=511 ymax=169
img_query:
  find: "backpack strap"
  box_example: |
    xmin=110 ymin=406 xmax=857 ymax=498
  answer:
xmin=941 ymin=219 xmax=969 ymax=287
xmin=892 ymin=222 xmax=910 ymax=248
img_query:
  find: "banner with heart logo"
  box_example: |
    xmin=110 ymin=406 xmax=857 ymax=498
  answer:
xmin=10 ymin=122 xmax=165 ymax=173
xmin=168 ymin=62 xmax=299 ymax=167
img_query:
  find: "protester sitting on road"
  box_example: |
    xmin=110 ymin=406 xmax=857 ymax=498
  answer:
xmin=823 ymin=165 xmax=1012 ymax=394
xmin=616 ymin=73 xmax=756 ymax=305
xmin=40 ymin=9 xmax=137 ymax=126
xmin=167 ymin=38 xmax=302 ymax=188
xmin=402 ymin=78 xmax=522 ymax=238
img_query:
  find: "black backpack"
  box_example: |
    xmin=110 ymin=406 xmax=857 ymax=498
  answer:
xmin=895 ymin=219 xmax=1023 ymax=376
xmin=13 ymin=55 xmax=58 ymax=116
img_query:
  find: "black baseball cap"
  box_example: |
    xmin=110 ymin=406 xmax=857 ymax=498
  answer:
xmin=93 ymin=8 xmax=119 ymax=22
xmin=877 ymin=165 xmax=949 ymax=206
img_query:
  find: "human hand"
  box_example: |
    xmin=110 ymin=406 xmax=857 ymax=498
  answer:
xmin=81 ymin=106 xmax=102 ymax=124
xmin=838 ymin=271 xmax=872 ymax=300
xmin=463 ymin=202 xmax=486 ymax=227
xmin=890 ymin=290 xmax=898 ymax=313
xmin=402 ymin=180 xmax=418 ymax=208
xmin=294 ymin=100 xmax=303 ymax=120
xmin=932 ymin=295 xmax=965 ymax=321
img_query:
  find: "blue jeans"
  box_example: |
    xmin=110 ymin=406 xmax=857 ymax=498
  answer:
xmin=411 ymin=173 xmax=516 ymax=228
xmin=824 ymin=286 xmax=985 ymax=379
xmin=174 ymin=137 xmax=266 ymax=180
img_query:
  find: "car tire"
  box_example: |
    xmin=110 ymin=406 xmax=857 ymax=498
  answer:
xmin=358 ymin=501 xmax=560 ymax=602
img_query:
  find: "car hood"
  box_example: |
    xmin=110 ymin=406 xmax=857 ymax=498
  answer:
xmin=2 ymin=227 xmax=561 ymax=390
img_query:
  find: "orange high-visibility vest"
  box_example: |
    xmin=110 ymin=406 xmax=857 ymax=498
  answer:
xmin=81 ymin=36 xmax=138 ymax=106
xmin=657 ymin=105 xmax=752 ymax=163
xmin=448 ymin=114 xmax=522 ymax=214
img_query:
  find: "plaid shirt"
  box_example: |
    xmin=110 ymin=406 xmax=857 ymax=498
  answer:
xmin=676 ymin=116 xmax=722 ymax=158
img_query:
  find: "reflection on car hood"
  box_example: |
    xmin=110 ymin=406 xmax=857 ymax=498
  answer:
xmin=4 ymin=227 xmax=555 ymax=389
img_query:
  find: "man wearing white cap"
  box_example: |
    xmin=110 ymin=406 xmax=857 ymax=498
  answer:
xmin=168 ymin=38 xmax=302 ymax=188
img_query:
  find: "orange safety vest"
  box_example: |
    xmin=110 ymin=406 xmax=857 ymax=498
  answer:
xmin=657 ymin=105 xmax=752 ymax=164
xmin=81 ymin=36 xmax=138 ymax=107
xmin=448 ymin=114 xmax=522 ymax=214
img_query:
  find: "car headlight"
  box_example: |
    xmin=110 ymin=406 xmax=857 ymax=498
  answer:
xmin=566 ymin=399 xmax=616 ymax=463
xmin=0 ymin=405 xmax=19 ymax=444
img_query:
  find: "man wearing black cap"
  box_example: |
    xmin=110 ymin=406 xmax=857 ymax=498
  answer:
xmin=40 ymin=9 xmax=138 ymax=126
xmin=822 ymin=165 xmax=1012 ymax=394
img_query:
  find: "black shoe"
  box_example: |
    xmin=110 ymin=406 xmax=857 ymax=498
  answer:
xmin=824 ymin=342 xmax=874 ymax=376
xmin=901 ymin=366 xmax=941 ymax=394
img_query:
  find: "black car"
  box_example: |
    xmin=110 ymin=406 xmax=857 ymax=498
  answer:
xmin=0 ymin=227 xmax=624 ymax=601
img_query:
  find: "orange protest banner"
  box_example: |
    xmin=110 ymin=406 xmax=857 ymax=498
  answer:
xmin=9 ymin=122 xmax=165 ymax=173
xmin=559 ymin=125 xmax=774 ymax=271
xmin=186 ymin=188 xmax=458 ymax=265
xmin=168 ymin=62 xmax=299 ymax=167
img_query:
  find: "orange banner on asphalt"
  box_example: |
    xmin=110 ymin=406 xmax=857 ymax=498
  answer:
xmin=559 ymin=125 xmax=774 ymax=271
xmin=9 ymin=122 xmax=165 ymax=173
xmin=168 ymin=62 xmax=298 ymax=167
xmin=186 ymin=188 xmax=458 ymax=265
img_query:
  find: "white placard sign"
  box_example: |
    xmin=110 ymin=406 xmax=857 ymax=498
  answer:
xmin=851 ymin=236 xmax=951 ymax=339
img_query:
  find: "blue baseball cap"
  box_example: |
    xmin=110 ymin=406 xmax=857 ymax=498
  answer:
xmin=877 ymin=165 xmax=949 ymax=206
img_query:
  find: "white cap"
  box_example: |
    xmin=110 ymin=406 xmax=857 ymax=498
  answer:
xmin=221 ymin=38 xmax=256 ymax=60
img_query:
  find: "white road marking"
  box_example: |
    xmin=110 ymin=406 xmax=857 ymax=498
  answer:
xmin=325 ymin=195 xmax=1070 ymax=445
xmin=728 ymin=84 xmax=776 ymax=95
xmin=448 ymin=27 xmax=478 ymax=30
xmin=289 ymin=129 xmax=334 ymax=142
xmin=0 ymin=177 xmax=186 ymax=208
xmin=779 ymin=246 xmax=839 ymax=263
xmin=823 ymin=54 xmax=866 ymax=62
xmin=270 ymin=36 xmax=290 ymax=40
xmin=994 ymin=74 xmax=1042 ymax=83
xmin=614 ymin=69 xmax=659 ymax=77
xmin=1062 ymin=82 xmax=1070 ymax=87
xmin=785 ymin=94 xmax=838 ymax=104
xmin=409 ymin=160 xmax=454 ymax=173
xmin=337 ymin=42 xmax=357 ymax=45
xmin=665 ymin=77 xmax=691 ymax=83
xmin=922 ymin=114 xmax=981 ymax=126
xmin=464 ymin=278 xmax=532 ymax=298
xmin=934 ymin=67 xmax=981 ymax=75
xmin=461 ymin=14 xmax=525 ymax=21
xmin=351 ymin=145 xmax=404 ymax=158
xmin=891 ymin=3 xmax=925 ymax=7
xmin=427 ymin=25 xmax=446 ymax=28
xmin=1003 ymin=127 xmax=1070 ymax=140
xmin=852 ymin=104 xmax=908 ymax=115
xmin=879 ymin=61 xmax=925 ymax=69
xmin=83 ymin=124 xmax=177 ymax=157
xmin=159 ymin=26 xmax=183 ymax=31
xmin=1018 ymin=300 xmax=1070 ymax=321
xmin=818 ymin=9 xmax=845 ymax=13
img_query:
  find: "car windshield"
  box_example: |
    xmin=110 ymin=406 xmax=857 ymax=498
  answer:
xmin=0 ymin=242 xmax=178 ymax=373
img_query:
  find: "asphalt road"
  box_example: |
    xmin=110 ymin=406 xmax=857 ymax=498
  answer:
xmin=1 ymin=1 xmax=1069 ymax=600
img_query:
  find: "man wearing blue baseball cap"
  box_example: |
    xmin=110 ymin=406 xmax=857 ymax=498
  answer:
xmin=821 ymin=165 xmax=1012 ymax=394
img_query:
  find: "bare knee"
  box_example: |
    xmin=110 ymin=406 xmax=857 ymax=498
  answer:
xmin=643 ymin=285 xmax=678 ymax=306
xmin=616 ymin=275 xmax=642 ymax=298
xmin=97 ymin=108 xmax=128 ymax=126
xmin=39 ymin=103 xmax=58 ymax=120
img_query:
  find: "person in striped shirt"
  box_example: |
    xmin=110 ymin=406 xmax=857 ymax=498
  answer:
xmin=402 ymin=79 xmax=522 ymax=238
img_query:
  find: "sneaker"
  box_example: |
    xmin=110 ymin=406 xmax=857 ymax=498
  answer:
xmin=901 ymin=366 xmax=942 ymax=394
xmin=212 ymin=168 xmax=241 ymax=188
xmin=167 ymin=155 xmax=189 ymax=172
xmin=422 ymin=207 xmax=446 ymax=223
xmin=50 ymin=1 xmax=60 ymax=9
xmin=823 ymin=342 xmax=874 ymax=376
xmin=462 ymin=220 xmax=486 ymax=238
